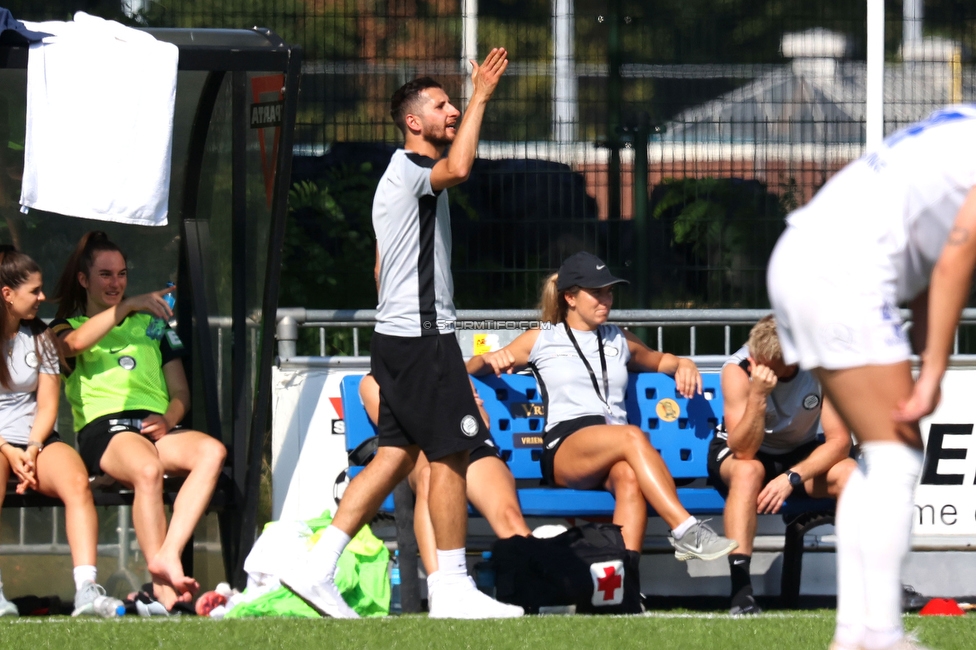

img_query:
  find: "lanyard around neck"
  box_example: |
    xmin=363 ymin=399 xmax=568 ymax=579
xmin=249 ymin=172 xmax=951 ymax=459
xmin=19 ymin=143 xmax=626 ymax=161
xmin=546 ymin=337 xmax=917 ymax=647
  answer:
xmin=564 ymin=322 xmax=609 ymax=407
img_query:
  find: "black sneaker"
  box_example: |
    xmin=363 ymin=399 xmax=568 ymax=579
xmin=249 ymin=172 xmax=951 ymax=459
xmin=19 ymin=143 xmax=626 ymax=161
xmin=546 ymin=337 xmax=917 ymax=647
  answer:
xmin=901 ymin=584 xmax=928 ymax=612
xmin=730 ymin=587 xmax=762 ymax=616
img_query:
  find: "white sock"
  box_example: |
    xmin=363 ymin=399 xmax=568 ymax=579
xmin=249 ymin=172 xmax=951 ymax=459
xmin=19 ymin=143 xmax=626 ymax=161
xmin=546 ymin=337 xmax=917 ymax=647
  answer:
xmin=73 ymin=565 xmax=97 ymax=591
xmin=435 ymin=548 xmax=468 ymax=585
xmin=858 ymin=442 xmax=923 ymax=650
xmin=834 ymin=466 xmax=867 ymax=648
xmin=309 ymin=525 xmax=351 ymax=580
xmin=672 ymin=516 xmax=697 ymax=539
xmin=426 ymin=570 xmax=442 ymax=596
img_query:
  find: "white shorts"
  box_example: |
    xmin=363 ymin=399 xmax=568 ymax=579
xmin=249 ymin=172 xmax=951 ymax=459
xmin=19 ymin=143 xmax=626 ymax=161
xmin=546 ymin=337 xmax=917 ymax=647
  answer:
xmin=767 ymin=226 xmax=912 ymax=370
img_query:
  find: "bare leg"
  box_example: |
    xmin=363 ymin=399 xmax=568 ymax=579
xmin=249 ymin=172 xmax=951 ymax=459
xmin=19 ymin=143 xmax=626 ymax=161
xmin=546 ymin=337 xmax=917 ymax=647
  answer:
xmin=466 ymin=456 xmax=530 ymax=540
xmin=427 ymin=451 xmax=469 ymax=551
xmin=34 ymin=444 xmax=97 ymax=567
xmin=409 ymin=454 xmax=438 ymax=574
xmin=98 ymin=432 xmax=188 ymax=608
xmin=332 ymin=445 xmax=418 ymax=536
xmin=719 ymin=457 xmax=765 ymax=556
xmin=150 ymin=430 xmax=225 ymax=602
xmin=553 ymin=424 xmax=690 ymax=529
xmin=814 ymin=363 xmax=922 ymax=649
xmin=603 ymin=461 xmax=647 ymax=551
xmin=805 ymin=457 xmax=857 ymax=500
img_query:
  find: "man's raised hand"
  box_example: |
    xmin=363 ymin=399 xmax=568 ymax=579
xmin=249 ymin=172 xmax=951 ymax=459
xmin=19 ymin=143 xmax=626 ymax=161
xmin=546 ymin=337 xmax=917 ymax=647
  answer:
xmin=470 ymin=47 xmax=509 ymax=100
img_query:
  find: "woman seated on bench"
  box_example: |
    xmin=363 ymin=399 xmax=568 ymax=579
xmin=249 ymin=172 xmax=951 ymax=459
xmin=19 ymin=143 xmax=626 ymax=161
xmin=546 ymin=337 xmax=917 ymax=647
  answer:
xmin=466 ymin=251 xmax=737 ymax=559
xmin=358 ymin=374 xmax=530 ymax=595
xmin=50 ymin=232 xmax=226 ymax=612
xmin=0 ymin=246 xmax=123 ymax=617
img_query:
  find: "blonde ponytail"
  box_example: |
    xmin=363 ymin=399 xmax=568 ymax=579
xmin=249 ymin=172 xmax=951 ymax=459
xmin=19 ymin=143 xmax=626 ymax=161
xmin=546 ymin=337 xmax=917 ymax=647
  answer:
xmin=538 ymin=272 xmax=578 ymax=325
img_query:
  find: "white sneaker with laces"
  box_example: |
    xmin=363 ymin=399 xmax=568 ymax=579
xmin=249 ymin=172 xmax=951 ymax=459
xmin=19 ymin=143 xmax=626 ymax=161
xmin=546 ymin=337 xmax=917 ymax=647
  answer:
xmin=428 ymin=577 xmax=524 ymax=619
xmin=280 ymin=571 xmax=360 ymax=619
xmin=669 ymin=519 xmax=738 ymax=561
xmin=72 ymin=581 xmax=124 ymax=618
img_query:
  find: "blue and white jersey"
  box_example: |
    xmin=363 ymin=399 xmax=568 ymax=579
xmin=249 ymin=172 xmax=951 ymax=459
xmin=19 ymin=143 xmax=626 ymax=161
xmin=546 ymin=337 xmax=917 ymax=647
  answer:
xmin=787 ymin=105 xmax=976 ymax=303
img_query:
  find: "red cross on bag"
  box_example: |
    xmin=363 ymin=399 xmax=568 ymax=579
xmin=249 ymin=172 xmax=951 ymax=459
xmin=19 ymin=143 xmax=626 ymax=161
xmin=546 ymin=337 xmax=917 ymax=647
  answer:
xmin=589 ymin=560 xmax=624 ymax=606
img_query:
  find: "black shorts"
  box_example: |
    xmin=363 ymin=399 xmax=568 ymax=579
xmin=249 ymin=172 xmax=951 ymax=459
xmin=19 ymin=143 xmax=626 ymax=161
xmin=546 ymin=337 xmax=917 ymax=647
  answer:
xmin=371 ymin=331 xmax=491 ymax=462
xmin=706 ymin=435 xmax=820 ymax=499
xmin=77 ymin=409 xmax=182 ymax=476
xmin=470 ymin=438 xmax=503 ymax=464
xmin=8 ymin=432 xmax=66 ymax=451
xmin=539 ymin=415 xmax=606 ymax=485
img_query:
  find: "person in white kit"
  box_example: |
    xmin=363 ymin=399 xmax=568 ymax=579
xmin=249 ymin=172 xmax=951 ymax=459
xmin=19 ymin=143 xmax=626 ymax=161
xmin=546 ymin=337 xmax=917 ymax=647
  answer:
xmin=466 ymin=251 xmax=738 ymax=560
xmin=767 ymin=105 xmax=976 ymax=650
xmin=0 ymin=246 xmax=123 ymax=618
xmin=281 ymin=48 xmax=524 ymax=619
xmin=708 ymin=315 xmax=856 ymax=616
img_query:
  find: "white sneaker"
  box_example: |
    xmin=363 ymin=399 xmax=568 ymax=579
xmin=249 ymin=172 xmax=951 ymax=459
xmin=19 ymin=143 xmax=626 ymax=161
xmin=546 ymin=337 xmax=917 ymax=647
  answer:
xmin=0 ymin=586 xmax=17 ymax=617
xmin=72 ymin=581 xmax=125 ymax=618
xmin=281 ymin=571 xmax=360 ymax=619
xmin=428 ymin=577 xmax=524 ymax=619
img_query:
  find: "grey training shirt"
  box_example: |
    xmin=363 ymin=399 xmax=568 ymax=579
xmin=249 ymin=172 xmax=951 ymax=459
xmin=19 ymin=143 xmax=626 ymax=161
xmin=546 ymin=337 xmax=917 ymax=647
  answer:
xmin=529 ymin=323 xmax=631 ymax=431
xmin=373 ymin=149 xmax=456 ymax=337
xmin=717 ymin=344 xmax=822 ymax=454
xmin=0 ymin=324 xmax=59 ymax=445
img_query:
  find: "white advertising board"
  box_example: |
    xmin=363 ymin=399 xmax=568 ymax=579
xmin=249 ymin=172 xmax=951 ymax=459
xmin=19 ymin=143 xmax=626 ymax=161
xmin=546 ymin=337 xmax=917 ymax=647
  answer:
xmin=915 ymin=363 xmax=976 ymax=535
xmin=271 ymin=358 xmax=976 ymax=537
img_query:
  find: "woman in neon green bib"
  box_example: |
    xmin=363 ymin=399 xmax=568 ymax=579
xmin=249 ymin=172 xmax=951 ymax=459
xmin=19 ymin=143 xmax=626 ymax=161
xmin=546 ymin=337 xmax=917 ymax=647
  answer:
xmin=52 ymin=232 xmax=226 ymax=612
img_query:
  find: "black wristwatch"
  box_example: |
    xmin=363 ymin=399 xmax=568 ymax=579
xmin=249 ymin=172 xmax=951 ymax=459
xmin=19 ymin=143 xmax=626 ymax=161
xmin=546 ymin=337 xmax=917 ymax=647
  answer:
xmin=785 ymin=470 xmax=803 ymax=488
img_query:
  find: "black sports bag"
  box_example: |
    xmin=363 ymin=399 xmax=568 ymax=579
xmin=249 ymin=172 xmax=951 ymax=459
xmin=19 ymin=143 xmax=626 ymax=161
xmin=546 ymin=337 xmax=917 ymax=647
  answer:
xmin=491 ymin=523 xmax=642 ymax=614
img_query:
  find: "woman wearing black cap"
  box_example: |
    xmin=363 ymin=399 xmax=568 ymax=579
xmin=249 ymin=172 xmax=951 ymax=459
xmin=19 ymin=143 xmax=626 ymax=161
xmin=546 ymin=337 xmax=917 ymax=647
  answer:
xmin=466 ymin=251 xmax=737 ymax=559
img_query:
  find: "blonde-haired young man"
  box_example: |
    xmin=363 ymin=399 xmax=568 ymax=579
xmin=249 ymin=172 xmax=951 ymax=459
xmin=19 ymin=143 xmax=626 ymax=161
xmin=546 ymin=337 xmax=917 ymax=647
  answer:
xmin=708 ymin=315 xmax=857 ymax=615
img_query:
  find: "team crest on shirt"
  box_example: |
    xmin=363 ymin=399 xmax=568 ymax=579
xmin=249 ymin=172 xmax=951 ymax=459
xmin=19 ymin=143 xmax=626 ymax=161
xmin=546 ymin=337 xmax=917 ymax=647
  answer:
xmin=604 ymin=345 xmax=620 ymax=357
xmin=802 ymin=394 xmax=820 ymax=410
xmin=460 ymin=415 xmax=479 ymax=437
xmin=24 ymin=351 xmax=38 ymax=369
xmin=118 ymin=356 xmax=137 ymax=371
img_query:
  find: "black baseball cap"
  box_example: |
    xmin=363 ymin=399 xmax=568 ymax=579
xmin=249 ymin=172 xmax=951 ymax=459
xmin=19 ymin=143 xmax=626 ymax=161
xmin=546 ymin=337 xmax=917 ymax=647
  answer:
xmin=556 ymin=251 xmax=629 ymax=291
xmin=0 ymin=9 xmax=51 ymax=45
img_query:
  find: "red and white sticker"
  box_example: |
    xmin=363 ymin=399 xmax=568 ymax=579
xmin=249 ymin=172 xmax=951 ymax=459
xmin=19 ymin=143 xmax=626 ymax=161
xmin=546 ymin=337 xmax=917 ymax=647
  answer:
xmin=590 ymin=560 xmax=624 ymax=606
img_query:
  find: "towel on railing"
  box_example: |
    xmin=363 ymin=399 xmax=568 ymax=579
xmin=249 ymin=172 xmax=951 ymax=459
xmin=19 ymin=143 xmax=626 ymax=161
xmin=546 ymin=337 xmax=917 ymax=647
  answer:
xmin=19 ymin=12 xmax=178 ymax=226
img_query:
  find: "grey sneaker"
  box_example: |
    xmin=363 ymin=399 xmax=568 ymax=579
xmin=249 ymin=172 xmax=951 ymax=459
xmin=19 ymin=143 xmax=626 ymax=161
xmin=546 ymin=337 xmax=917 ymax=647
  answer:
xmin=669 ymin=519 xmax=739 ymax=561
xmin=72 ymin=581 xmax=124 ymax=618
xmin=0 ymin=585 xmax=18 ymax=617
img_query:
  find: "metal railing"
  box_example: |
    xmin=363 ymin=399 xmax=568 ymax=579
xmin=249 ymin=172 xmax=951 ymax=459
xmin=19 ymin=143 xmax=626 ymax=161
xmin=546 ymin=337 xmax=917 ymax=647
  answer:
xmin=274 ymin=307 xmax=976 ymax=359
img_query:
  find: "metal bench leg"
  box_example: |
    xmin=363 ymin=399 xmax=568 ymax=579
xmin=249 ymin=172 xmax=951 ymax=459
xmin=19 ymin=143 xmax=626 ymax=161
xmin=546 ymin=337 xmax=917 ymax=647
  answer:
xmin=182 ymin=534 xmax=195 ymax=581
xmin=780 ymin=512 xmax=835 ymax=608
xmin=393 ymin=479 xmax=422 ymax=613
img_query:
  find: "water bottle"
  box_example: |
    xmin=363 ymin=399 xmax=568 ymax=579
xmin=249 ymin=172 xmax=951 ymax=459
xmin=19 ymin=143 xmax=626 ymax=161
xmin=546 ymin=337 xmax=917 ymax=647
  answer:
xmin=474 ymin=551 xmax=495 ymax=598
xmin=93 ymin=594 xmax=126 ymax=618
xmin=146 ymin=282 xmax=176 ymax=340
xmin=389 ymin=549 xmax=402 ymax=615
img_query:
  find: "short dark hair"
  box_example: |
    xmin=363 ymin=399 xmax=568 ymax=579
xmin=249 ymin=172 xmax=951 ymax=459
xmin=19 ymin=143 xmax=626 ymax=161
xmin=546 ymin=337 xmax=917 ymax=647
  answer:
xmin=390 ymin=77 xmax=442 ymax=135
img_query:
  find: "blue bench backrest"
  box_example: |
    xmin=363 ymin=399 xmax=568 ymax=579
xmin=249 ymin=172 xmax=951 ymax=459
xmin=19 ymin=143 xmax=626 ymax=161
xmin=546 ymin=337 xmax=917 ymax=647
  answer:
xmin=470 ymin=373 xmax=546 ymax=480
xmin=624 ymin=372 xmax=722 ymax=479
xmin=471 ymin=371 xmax=722 ymax=482
xmin=339 ymin=374 xmax=378 ymax=454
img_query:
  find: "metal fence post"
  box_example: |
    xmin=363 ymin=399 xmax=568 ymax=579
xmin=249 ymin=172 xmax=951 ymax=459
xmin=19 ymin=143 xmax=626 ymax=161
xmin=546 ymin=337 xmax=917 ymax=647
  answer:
xmin=277 ymin=315 xmax=299 ymax=359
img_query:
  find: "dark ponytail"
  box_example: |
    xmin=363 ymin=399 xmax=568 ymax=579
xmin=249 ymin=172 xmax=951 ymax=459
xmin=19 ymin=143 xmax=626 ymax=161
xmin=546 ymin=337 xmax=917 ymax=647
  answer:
xmin=53 ymin=231 xmax=127 ymax=319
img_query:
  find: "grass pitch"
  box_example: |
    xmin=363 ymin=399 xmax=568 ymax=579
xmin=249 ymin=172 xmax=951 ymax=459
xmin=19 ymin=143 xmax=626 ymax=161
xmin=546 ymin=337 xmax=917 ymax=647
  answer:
xmin=1 ymin=612 xmax=974 ymax=650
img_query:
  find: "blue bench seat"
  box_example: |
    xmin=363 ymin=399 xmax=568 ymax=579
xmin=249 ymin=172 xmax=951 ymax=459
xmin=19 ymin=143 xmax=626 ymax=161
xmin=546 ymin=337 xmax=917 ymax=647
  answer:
xmin=338 ymin=370 xmax=834 ymax=606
